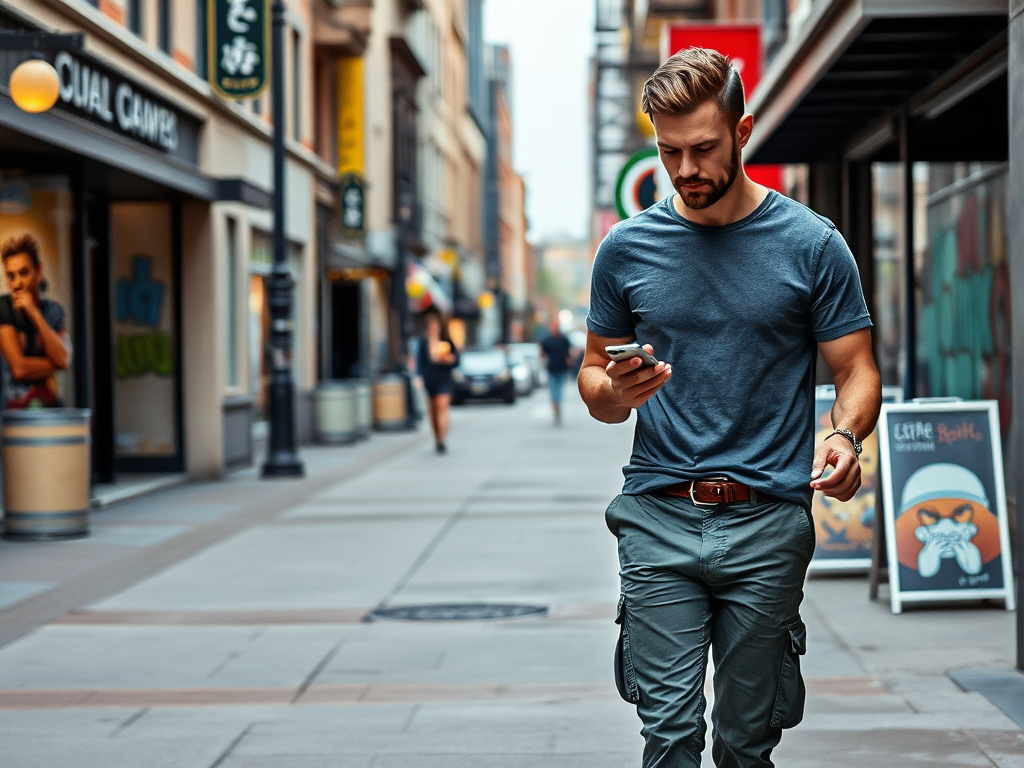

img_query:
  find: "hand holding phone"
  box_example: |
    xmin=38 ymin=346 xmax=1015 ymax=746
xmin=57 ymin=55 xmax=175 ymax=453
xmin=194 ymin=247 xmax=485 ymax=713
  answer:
xmin=602 ymin=342 xmax=671 ymax=410
xmin=604 ymin=343 xmax=659 ymax=368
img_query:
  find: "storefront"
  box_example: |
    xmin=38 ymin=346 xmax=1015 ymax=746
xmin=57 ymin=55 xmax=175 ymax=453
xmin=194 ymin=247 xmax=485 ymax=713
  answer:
xmin=0 ymin=11 xmax=213 ymax=483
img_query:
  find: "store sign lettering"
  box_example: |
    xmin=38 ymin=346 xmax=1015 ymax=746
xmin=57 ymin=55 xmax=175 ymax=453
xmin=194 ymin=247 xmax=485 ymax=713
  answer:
xmin=53 ymin=52 xmax=180 ymax=152
xmin=115 ymin=257 xmax=174 ymax=378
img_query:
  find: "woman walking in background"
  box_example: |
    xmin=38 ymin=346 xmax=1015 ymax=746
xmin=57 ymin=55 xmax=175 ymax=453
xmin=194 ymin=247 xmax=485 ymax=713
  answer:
xmin=416 ymin=307 xmax=459 ymax=454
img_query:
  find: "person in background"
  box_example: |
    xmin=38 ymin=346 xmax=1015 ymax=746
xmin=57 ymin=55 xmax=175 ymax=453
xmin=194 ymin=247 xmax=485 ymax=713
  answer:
xmin=0 ymin=234 xmax=70 ymax=409
xmin=540 ymin=319 xmax=572 ymax=425
xmin=416 ymin=307 xmax=459 ymax=454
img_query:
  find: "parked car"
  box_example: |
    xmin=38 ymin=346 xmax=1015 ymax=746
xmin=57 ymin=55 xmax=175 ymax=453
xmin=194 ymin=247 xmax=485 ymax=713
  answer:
xmin=452 ymin=348 xmax=517 ymax=405
xmin=508 ymin=342 xmax=545 ymax=387
xmin=506 ymin=347 xmax=534 ymax=396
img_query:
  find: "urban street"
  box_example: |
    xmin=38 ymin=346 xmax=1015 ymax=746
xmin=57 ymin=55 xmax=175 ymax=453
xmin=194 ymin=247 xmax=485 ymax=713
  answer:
xmin=0 ymin=392 xmax=1020 ymax=767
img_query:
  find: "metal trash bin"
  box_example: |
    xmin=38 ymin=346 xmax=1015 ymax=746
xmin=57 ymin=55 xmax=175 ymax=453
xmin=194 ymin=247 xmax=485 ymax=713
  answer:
xmin=314 ymin=382 xmax=358 ymax=444
xmin=354 ymin=380 xmax=372 ymax=439
xmin=372 ymin=374 xmax=407 ymax=430
xmin=2 ymin=408 xmax=91 ymax=541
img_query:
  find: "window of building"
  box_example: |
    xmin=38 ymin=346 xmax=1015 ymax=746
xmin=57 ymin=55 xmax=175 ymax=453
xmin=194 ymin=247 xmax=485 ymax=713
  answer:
xmin=195 ymin=0 xmax=207 ymax=78
xmin=158 ymin=0 xmax=172 ymax=55
xmin=128 ymin=0 xmax=143 ymax=37
xmin=225 ymin=217 xmax=238 ymax=387
xmin=291 ymin=29 xmax=302 ymax=140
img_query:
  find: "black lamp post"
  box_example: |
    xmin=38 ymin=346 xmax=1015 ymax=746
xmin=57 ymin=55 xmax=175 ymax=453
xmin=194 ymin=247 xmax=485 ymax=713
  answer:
xmin=261 ymin=0 xmax=304 ymax=477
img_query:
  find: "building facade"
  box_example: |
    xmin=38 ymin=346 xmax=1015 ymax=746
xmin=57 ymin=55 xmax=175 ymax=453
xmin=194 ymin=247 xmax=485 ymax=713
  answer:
xmin=0 ymin=0 xmax=331 ymax=484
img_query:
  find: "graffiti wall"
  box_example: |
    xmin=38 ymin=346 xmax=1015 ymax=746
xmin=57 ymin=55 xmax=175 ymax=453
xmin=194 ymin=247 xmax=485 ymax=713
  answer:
xmin=919 ymin=165 xmax=1011 ymax=436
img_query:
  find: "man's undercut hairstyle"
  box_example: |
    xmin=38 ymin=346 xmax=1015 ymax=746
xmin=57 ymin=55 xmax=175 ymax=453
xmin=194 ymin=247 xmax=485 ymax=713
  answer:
xmin=641 ymin=47 xmax=744 ymax=127
xmin=1 ymin=234 xmax=41 ymax=267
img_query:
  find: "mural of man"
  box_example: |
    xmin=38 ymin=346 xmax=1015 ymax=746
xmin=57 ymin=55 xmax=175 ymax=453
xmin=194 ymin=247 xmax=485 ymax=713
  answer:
xmin=0 ymin=234 xmax=70 ymax=408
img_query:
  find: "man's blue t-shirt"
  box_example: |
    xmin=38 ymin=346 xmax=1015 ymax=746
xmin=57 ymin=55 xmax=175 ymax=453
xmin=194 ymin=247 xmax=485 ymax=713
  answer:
xmin=587 ymin=191 xmax=872 ymax=508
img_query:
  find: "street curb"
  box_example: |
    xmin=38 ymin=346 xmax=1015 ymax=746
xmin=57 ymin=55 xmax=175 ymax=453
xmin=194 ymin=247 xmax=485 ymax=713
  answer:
xmin=0 ymin=431 xmax=430 ymax=649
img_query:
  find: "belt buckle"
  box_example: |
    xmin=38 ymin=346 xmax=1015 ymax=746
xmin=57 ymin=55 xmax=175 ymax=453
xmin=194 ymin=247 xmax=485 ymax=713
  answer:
xmin=689 ymin=477 xmax=731 ymax=507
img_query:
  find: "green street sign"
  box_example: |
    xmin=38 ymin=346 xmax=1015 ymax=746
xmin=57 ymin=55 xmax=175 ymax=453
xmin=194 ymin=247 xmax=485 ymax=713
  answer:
xmin=209 ymin=0 xmax=270 ymax=100
xmin=339 ymin=173 xmax=366 ymax=238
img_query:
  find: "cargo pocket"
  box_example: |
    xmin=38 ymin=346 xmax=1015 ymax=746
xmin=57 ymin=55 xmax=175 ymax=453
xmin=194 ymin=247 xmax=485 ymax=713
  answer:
xmin=770 ymin=617 xmax=807 ymax=729
xmin=614 ymin=593 xmax=640 ymax=704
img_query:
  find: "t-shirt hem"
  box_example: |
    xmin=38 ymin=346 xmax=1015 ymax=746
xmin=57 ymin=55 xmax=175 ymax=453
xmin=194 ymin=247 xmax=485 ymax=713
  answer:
xmin=586 ymin=316 xmax=633 ymax=339
xmin=813 ymin=316 xmax=872 ymax=343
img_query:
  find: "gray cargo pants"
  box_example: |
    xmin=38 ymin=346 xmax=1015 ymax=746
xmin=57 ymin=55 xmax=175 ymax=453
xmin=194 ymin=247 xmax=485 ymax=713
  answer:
xmin=606 ymin=492 xmax=814 ymax=768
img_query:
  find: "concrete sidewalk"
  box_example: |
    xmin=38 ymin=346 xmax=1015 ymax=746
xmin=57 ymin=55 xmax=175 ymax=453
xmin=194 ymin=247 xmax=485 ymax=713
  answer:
xmin=0 ymin=391 xmax=1021 ymax=767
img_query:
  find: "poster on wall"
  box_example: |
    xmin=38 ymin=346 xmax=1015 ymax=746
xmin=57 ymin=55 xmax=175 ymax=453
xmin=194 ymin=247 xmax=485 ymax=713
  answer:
xmin=0 ymin=175 xmax=75 ymax=410
xmin=809 ymin=385 xmax=903 ymax=572
xmin=111 ymin=202 xmax=178 ymax=459
xmin=878 ymin=400 xmax=1015 ymax=614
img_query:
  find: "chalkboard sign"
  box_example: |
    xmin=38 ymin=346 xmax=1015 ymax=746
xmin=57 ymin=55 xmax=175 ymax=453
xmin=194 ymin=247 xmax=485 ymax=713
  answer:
xmin=878 ymin=400 xmax=1015 ymax=613
xmin=808 ymin=385 xmax=902 ymax=572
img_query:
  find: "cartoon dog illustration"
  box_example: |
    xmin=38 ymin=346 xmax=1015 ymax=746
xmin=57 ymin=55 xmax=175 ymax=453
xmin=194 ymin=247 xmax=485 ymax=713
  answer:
xmin=913 ymin=505 xmax=982 ymax=577
xmin=899 ymin=463 xmax=988 ymax=578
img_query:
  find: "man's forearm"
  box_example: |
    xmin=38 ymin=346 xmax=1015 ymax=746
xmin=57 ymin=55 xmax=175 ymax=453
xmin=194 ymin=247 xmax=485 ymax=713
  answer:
xmin=579 ymin=365 xmax=631 ymax=424
xmin=32 ymin=318 xmax=69 ymax=369
xmin=831 ymin=367 xmax=882 ymax=441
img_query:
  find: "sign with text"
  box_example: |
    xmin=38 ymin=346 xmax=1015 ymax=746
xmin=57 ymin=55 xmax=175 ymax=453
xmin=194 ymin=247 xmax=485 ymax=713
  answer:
xmin=878 ymin=400 xmax=1015 ymax=614
xmin=209 ymin=0 xmax=270 ymax=99
xmin=809 ymin=385 xmax=902 ymax=572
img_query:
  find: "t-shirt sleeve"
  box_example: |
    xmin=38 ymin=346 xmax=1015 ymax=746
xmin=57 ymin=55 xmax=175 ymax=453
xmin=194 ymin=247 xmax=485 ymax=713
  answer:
xmin=586 ymin=228 xmax=634 ymax=338
xmin=0 ymin=296 xmax=15 ymax=327
xmin=44 ymin=301 xmax=66 ymax=334
xmin=809 ymin=228 xmax=873 ymax=342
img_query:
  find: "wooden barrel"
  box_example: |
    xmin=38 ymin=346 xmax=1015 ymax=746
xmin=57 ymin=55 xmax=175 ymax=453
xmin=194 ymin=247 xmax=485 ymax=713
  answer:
xmin=372 ymin=375 xmax=407 ymax=430
xmin=2 ymin=409 xmax=91 ymax=541
xmin=314 ymin=382 xmax=358 ymax=444
xmin=355 ymin=380 xmax=372 ymax=439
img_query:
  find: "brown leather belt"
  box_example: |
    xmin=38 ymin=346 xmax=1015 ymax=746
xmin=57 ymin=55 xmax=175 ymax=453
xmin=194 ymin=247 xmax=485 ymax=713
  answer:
xmin=660 ymin=478 xmax=781 ymax=507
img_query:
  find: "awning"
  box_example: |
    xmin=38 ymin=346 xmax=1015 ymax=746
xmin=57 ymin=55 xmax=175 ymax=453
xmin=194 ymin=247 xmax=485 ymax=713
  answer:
xmin=745 ymin=0 xmax=1008 ymax=165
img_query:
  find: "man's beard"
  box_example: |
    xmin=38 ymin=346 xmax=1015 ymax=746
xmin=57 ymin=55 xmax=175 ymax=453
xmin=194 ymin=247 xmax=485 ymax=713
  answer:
xmin=674 ymin=139 xmax=740 ymax=211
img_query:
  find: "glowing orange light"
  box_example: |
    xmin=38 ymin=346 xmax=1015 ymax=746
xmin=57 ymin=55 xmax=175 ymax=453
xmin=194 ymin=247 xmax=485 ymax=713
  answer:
xmin=9 ymin=59 xmax=60 ymax=114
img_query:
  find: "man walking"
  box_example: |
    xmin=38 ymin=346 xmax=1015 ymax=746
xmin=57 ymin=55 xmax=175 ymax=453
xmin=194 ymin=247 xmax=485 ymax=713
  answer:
xmin=540 ymin=319 xmax=572 ymax=424
xmin=578 ymin=49 xmax=881 ymax=767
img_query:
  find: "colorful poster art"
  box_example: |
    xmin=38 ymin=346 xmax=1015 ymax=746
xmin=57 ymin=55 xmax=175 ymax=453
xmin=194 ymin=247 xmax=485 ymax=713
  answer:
xmin=878 ymin=400 xmax=1015 ymax=614
xmin=0 ymin=175 xmax=75 ymax=409
xmin=809 ymin=386 xmax=901 ymax=572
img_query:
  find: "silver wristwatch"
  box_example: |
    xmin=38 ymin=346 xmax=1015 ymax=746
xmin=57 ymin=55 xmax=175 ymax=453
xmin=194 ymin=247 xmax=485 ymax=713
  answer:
xmin=829 ymin=428 xmax=862 ymax=456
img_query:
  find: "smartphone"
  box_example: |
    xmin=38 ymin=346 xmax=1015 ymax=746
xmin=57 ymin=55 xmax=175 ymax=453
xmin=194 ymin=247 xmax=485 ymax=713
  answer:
xmin=604 ymin=343 xmax=659 ymax=369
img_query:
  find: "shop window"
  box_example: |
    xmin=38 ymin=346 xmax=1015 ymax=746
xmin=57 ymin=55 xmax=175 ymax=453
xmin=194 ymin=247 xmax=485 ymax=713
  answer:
xmin=919 ymin=163 xmax=1012 ymax=435
xmin=110 ymin=202 xmax=179 ymax=458
xmin=0 ymin=175 xmax=75 ymax=409
xmin=872 ymin=163 xmax=906 ymax=389
xmin=158 ymin=0 xmax=172 ymax=54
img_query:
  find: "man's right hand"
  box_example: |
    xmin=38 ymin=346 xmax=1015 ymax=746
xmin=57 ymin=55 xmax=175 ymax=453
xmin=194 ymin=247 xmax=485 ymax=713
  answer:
xmin=606 ymin=344 xmax=672 ymax=409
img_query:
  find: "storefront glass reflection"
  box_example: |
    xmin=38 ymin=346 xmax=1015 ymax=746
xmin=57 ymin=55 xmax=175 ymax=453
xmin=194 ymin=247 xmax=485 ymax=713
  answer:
xmin=0 ymin=175 xmax=75 ymax=409
xmin=111 ymin=202 xmax=178 ymax=456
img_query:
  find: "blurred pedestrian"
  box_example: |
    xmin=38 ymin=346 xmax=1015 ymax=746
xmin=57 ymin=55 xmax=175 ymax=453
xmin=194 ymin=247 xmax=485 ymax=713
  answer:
xmin=0 ymin=234 xmax=70 ymax=409
xmin=416 ymin=307 xmax=459 ymax=454
xmin=578 ymin=49 xmax=881 ymax=768
xmin=540 ymin=319 xmax=572 ymax=424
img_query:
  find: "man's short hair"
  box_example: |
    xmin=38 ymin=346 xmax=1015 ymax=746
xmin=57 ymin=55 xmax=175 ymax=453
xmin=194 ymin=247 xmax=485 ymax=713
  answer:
xmin=641 ymin=47 xmax=745 ymax=126
xmin=1 ymin=234 xmax=41 ymax=267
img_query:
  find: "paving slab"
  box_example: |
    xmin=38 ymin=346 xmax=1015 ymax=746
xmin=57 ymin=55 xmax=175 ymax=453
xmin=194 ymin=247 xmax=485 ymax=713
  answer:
xmin=89 ymin=518 xmax=448 ymax=611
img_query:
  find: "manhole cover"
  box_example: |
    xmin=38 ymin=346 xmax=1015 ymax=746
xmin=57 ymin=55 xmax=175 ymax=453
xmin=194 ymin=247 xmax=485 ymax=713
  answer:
xmin=368 ymin=603 xmax=548 ymax=622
